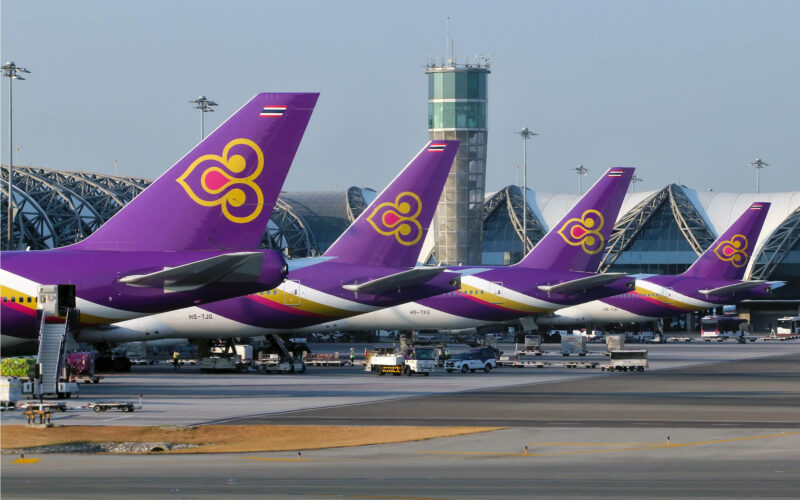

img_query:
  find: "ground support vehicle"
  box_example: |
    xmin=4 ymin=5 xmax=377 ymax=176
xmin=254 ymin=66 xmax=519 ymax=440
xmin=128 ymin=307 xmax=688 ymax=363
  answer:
xmin=18 ymin=401 xmax=68 ymax=412
xmin=496 ymin=354 xmax=516 ymax=367
xmin=198 ymin=355 xmax=239 ymax=372
xmin=604 ymin=334 xmax=625 ymax=355
xmin=21 ymin=380 xmax=79 ymax=399
xmin=701 ymin=315 xmax=752 ymax=342
xmin=519 ymin=334 xmax=542 ymax=355
xmin=444 ymin=347 xmax=497 ymax=373
xmin=561 ymin=335 xmax=587 ymax=356
xmin=255 ymin=353 xmax=306 ymax=373
xmin=304 ymin=353 xmax=345 ymax=366
xmin=498 ymin=352 xmax=551 ymax=368
xmin=1 ymin=377 xmax=23 ymax=410
xmin=602 ymin=349 xmax=648 ymax=372
xmin=88 ymin=401 xmax=135 ymax=412
xmin=66 ymin=352 xmax=103 ymax=384
xmin=562 ymin=361 xmax=599 ymax=369
xmin=198 ymin=339 xmax=242 ymax=372
xmin=773 ymin=317 xmax=800 ymax=340
xmin=512 ymin=358 xmax=551 ymax=368
xmin=367 ymin=346 xmax=435 ymax=376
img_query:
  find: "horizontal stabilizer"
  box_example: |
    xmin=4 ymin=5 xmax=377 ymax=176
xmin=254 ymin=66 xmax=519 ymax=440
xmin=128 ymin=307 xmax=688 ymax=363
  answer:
xmin=537 ymin=272 xmax=631 ymax=295
xmin=698 ymin=280 xmax=768 ymax=297
xmin=342 ymin=267 xmax=459 ymax=295
xmin=120 ymin=252 xmax=267 ymax=292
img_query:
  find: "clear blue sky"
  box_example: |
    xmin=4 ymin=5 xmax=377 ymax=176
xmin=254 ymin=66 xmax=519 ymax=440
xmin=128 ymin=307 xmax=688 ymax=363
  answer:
xmin=2 ymin=0 xmax=798 ymax=194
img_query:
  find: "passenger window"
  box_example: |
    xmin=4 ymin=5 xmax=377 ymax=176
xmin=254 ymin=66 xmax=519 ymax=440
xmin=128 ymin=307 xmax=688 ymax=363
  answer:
xmin=11 ymin=297 xmax=16 ymax=303
xmin=2 ymin=297 xmax=6 ymax=302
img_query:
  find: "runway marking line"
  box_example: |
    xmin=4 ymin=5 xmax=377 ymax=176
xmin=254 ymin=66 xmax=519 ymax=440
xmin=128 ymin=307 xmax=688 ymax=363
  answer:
xmin=12 ymin=458 xmax=39 ymax=464
xmin=348 ymin=496 xmax=448 ymax=500
xmin=241 ymin=456 xmax=313 ymax=462
xmin=419 ymin=431 xmax=800 ymax=458
xmin=526 ymin=442 xmax=664 ymax=446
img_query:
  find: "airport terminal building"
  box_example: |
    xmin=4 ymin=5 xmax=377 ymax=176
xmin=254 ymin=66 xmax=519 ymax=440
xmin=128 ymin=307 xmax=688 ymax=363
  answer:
xmin=2 ymin=163 xmax=798 ymax=329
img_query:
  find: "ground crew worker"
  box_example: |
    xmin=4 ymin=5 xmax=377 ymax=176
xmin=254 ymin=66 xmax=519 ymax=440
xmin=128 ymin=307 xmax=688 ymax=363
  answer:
xmin=172 ymin=350 xmax=181 ymax=370
xmin=349 ymin=348 xmax=355 ymax=365
xmin=444 ymin=347 xmax=450 ymax=360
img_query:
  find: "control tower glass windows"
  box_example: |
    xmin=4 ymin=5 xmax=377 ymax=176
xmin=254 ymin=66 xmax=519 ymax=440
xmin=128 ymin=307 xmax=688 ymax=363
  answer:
xmin=428 ymin=102 xmax=487 ymax=130
xmin=427 ymin=71 xmax=487 ymax=100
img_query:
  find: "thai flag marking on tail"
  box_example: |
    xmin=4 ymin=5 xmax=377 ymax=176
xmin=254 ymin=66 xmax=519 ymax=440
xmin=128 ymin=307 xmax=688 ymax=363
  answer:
xmin=260 ymin=106 xmax=286 ymax=117
xmin=607 ymin=169 xmax=624 ymax=177
xmin=428 ymin=143 xmax=447 ymax=152
xmin=750 ymin=203 xmax=764 ymax=210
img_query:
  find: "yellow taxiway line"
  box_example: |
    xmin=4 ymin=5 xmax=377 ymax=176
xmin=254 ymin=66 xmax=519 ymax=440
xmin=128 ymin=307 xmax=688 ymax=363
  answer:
xmin=419 ymin=431 xmax=800 ymax=458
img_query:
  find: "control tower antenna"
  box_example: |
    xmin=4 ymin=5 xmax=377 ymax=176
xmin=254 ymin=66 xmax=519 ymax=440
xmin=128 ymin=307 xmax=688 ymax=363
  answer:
xmin=445 ymin=17 xmax=450 ymax=66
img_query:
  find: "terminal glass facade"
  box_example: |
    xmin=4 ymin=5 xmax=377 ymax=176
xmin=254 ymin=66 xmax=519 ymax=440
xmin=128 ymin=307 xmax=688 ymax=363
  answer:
xmin=607 ymin=203 xmax=699 ymax=275
xmin=482 ymin=205 xmax=523 ymax=265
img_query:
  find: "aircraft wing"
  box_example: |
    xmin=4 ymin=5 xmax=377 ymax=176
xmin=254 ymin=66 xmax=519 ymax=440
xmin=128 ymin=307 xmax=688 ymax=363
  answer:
xmin=120 ymin=252 xmax=268 ymax=292
xmin=342 ymin=267 xmax=458 ymax=295
xmin=537 ymin=272 xmax=631 ymax=295
xmin=698 ymin=280 xmax=769 ymax=297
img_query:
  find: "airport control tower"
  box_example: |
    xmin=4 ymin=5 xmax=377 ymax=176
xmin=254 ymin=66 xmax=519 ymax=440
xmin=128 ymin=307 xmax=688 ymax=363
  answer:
xmin=426 ymin=58 xmax=490 ymax=265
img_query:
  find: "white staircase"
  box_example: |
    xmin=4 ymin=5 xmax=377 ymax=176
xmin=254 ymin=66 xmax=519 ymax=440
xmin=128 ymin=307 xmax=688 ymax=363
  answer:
xmin=36 ymin=319 xmax=68 ymax=396
xmin=270 ymin=334 xmax=292 ymax=360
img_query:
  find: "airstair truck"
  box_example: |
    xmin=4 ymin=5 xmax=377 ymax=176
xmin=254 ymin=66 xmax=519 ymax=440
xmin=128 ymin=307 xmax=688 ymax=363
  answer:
xmin=366 ymin=346 xmax=435 ymax=376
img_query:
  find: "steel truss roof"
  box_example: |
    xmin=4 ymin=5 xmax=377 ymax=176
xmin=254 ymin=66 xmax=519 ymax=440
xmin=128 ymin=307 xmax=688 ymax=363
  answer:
xmin=750 ymin=206 xmax=800 ymax=280
xmin=598 ymin=184 xmax=715 ymax=272
xmin=482 ymin=186 xmax=546 ymax=249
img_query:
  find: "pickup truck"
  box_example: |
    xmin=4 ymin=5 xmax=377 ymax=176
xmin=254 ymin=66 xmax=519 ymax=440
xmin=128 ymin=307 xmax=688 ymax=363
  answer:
xmin=444 ymin=347 xmax=497 ymax=373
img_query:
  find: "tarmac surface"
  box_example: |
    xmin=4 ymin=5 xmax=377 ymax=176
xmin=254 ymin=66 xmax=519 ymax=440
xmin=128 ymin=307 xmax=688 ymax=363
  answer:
xmin=3 ymin=340 xmax=800 ymax=498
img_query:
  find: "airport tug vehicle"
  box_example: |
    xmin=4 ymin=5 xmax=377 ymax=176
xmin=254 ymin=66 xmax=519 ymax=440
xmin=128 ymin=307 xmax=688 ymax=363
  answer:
xmin=366 ymin=346 xmax=435 ymax=376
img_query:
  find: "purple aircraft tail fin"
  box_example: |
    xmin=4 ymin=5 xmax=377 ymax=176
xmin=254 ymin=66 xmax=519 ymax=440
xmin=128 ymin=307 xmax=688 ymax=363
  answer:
xmin=74 ymin=92 xmax=318 ymax=251
xmin=682 ymin=202 xmax=770 ymax=280
xmin=517 ymin=167 xmax=634 ymax=271
xmin=324 ymin=140 xmax=459 ymax=267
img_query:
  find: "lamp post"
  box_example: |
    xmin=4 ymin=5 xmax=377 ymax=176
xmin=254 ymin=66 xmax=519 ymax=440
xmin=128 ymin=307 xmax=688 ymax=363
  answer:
xmin=749 ymin=158 xmax=768 ymax=194
xmin=573 ymin=164 xmax=589 ymax=194
xmin=189 ymin=96 xmax=218 ymax=140
xmin=631 ymin=175 xmax=643 ymax=193
xmin=3 ymin=61 xmax=30 ymax=250
xmin=514 ymin=127 xmax=537 ymax=254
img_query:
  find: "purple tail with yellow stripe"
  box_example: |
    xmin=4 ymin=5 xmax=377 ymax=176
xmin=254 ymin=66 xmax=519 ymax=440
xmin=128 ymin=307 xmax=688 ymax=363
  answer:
xmin=74 ymin=93 xmax=318 ymax=252
xmin=681 ymin=202 xmax=770 ymax=280
xmin=324 ymin=141 xmax=459 ymax=267
xmin=517 ymin=167 xmax=634 ymax=271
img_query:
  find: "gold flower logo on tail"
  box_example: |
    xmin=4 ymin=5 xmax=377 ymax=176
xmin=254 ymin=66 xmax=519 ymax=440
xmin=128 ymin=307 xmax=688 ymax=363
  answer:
xmin=365 ymin=192 xmax=423 ymax=246
xmin=176 ymin=138 xmax=264 ymax=224
xmin=557 ymin=209 xmax=605 ymax=254
xmin=713 ymin=234 xmax=749 ymax=267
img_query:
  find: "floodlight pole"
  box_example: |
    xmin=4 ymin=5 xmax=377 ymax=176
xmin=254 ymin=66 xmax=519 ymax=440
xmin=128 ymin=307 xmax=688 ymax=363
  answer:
xmin=190 ymin=96 xmax=218 ymax=140
xmin=3 ymin=61 xmax=30 ymax=250
xmin=631 ymin=175 xmax=643 ymax=193
xmin=515 ymin=128 xmax=537 ymax=254
xmin=573 ymin=164 xmax=589 ymax=194
xmin=749 ymin=158 xmax=768 ymax=194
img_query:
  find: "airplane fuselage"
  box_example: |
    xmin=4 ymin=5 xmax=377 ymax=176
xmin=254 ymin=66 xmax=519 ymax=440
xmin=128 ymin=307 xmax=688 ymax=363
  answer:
xmin=77 ymin=261 xmax=461 ymax=343
xmin=274 ymin=266 xmax=636 ymax=332
xmin=538 ymin=274 xmax=777 ymax=324
xmin=0 ymin=248 xmax=287 ymax=343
